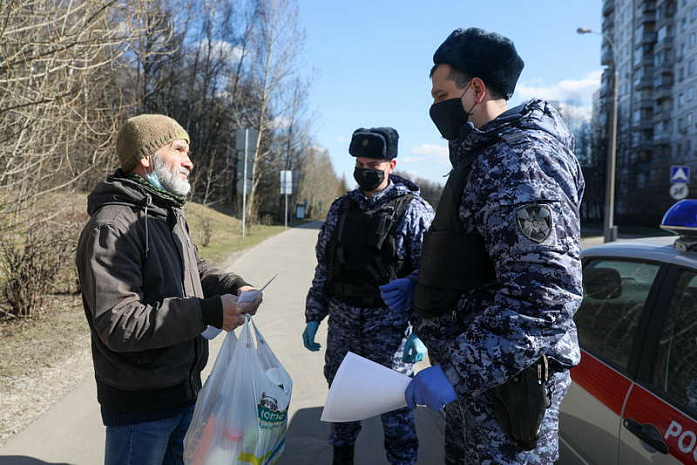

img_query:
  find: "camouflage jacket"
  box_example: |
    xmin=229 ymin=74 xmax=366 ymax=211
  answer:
xmin=414 ymin=99 xmax=585 ymax=397
xmin=305 ymin=175 xmax=435 ymax=323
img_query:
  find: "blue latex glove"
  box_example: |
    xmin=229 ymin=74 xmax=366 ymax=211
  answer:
xmin=405 ymin=365 xmax=457 ymax=411
xmin=302 ymin=321 xmax=321 ymax=351
xmin=379 ymin=278 xmax=415 ymax=313
xmin=402 ymin=333 xmax=427 ymax=363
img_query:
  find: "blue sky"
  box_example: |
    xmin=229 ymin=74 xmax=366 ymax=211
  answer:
xmin=295 ymin=0 xmax=604 ymax=185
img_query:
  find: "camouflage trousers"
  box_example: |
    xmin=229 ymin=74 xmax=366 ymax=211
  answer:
xmin=324 ymin=301 xmax=418 ymax=465
xmin=443 ymin=369 xmax=570 ymax=465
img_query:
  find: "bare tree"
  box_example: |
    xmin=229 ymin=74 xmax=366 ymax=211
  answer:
xmin=295 ymin=147 xmax=345 ymax=219
xmin=0 ymin=0 xmax=171 ymax=230
xmin=243 ymin=0 xmax=305 ymax=222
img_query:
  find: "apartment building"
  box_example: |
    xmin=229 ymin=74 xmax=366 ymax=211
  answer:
xmin=596 ymin=0 xmax=697 ymax=225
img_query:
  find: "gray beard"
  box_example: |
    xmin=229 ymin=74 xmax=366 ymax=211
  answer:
xmin=152 ymin=155 xmax=191 ymax=196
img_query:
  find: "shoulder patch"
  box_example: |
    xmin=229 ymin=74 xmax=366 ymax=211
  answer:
xmin=499 ymin=128 xmax=529 ymax=147
xmin=515 ymin=204 xmax=553 ymax=243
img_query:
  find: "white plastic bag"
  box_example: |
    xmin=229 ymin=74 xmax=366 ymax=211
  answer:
xmin=184 ymin=316 xmax=293 ymax=465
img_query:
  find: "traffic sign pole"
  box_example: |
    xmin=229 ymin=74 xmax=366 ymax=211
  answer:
xmin=242 ymin=130 xmax=248 ymax=238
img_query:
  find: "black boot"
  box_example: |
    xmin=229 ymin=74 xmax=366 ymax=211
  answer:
xmin=332 ymin=444 xmax=355 ymax=465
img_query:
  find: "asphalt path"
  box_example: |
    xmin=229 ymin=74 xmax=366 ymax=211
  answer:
xmin=0 ymin=222 xmax=445 ymax=465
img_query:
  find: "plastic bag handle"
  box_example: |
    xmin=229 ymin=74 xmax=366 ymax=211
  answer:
xmin=250 ymin=318 xmax=267 ymax=347
xmin=237 ymin=314 xmax=256 ymax=350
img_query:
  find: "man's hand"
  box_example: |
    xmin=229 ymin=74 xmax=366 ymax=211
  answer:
xmin=236 ymin=285 xmax=262 ymax=315
xmin=238 ymin=285 xmax=257 ymax=294
xmin=302 ymin=321 xmax=321 ymax=351
xmin=220 ymin=293 xmax=253 ymax=331
xmin=405 ymin=365 xmax=457 ymax=411
xmin=379 ymin=278 xmax=415 ymax=313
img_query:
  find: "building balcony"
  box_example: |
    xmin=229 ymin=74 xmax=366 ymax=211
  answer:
xmin=601 ymin=43 xmax=615 ymax=66
xmin=655 ymin=74 xmax=674 ymax=88
xmin=632 ymin=119 xmax=654 ymax=131
xmin=640 ymin=31 xmax=658 ymax=45
xmin=602 ymin=51 xmax=614 ymax=66
xmin=637 ymin=96 xmax=654 ymax=109
xmin=635 ymin=76 xmax=654 ymax=90
xmin=654 ymin=87 xmax=673 ymax=100
xmin=603 ymin=14 xmax=615 ymax=30
xmin=653 ymin=133 xmax=671 ymax=145
xmin=653 ymin=108 xmax=672 ymax=121
xmin=654 ymin=62 xmax=673 ymax=75
xmin=641 ymin=64 xmax=655 ymax=77
xmin=635 ymin=0 xmax=656 ymax=9
xmin=603 ymin=0 xmax=614 ymax=16
xmin=632 ymin=139 xmax=654 ymax=151
xmin=654 ymin=35 xmax=674 ymax=50
xmin=663 ymin=0 xmax=677 ymax=18
xmin=640 ymin=11 xmax=656 ymax=23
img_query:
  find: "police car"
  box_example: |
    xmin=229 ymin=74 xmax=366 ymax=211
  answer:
xmin=559 ymin=199 xmax=697 ymax=464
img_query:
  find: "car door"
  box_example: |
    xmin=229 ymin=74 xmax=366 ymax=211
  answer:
xmin=619 ymin=267 xmax=697 ymax=464
xmin=560 ymin=258 xmax=663 ymax=465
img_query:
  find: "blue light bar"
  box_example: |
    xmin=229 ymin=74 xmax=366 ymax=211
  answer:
xmin=661 ymin=199 xmax=697 ymax=234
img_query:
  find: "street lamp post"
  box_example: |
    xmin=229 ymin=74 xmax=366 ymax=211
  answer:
xmin=578 ymin=27 xmax=619 ymax=242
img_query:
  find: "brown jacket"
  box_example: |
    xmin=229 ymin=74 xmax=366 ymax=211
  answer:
xmin=76 ymin=172 xmax=248 ymax=412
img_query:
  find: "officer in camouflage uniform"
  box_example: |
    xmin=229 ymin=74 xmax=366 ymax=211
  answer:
xmin=302 ymin=127 xmax=434 ymax=465
xmin=383 ymin=28 xmax=585 ymax=464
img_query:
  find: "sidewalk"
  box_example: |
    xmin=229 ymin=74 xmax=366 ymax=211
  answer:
xmin=0 ymin=222 xmax=445 ymax=464
xmin=0 ymin=228 xmax=610 ymax=464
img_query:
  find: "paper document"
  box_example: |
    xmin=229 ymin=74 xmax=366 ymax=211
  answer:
xmin=201 ymin=274 xmax=278 ymax=340
xmin=321 ymin=352 xmax=411 ymax=422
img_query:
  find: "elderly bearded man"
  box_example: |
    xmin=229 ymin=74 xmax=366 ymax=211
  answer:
xmin=76 ymin=114 xmax=261 ymax=465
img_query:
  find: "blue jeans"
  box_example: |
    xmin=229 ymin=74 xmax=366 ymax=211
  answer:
xmin=104 ymin=404 xmax=195 ymax=465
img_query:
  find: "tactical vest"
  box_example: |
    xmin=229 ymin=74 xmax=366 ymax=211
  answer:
xmin=413 ymin=148 xmax=497 ymax=317
xmin=327 ymin=193 xmax=414 ymax=308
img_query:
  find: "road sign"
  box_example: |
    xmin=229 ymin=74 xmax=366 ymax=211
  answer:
xmin=235 ymin=129 xmax=258 ymax=154
xmin=237 ymin=178 xmax=253 ymax=194
xmin=671 ymin=165 xmax=690 ymax=183
xmin=280 ymin=170 xmax=293 ymax=195
xmin=670 ymin=183 xmax=689 ymax=200
xmin=236 ymin=160 xmax=254 ymax=180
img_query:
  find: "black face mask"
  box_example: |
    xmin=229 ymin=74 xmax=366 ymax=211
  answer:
xmin=429 ymin=83 xmax=475 ymax=141
xmin=353 ymin=167 xmax=385 ymax=192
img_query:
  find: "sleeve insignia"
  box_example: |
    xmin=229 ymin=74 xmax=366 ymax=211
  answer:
xmin=515 ymin=204 xmax=553 ymax=243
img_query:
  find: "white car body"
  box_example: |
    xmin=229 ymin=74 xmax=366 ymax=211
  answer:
xmin=560 ymin=235 xmax=697 ymax=464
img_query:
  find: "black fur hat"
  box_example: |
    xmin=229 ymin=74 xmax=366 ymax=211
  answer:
xmin=433 ymin=28 xmax=524 ymax=100
xmin=349 ymin=127 xmax=398 ymax=159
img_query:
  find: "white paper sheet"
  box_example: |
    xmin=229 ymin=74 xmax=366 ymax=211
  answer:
xmin=320 ymin=351 xmax=411 ymax=422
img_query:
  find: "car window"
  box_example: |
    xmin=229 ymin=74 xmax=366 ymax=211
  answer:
xmin=577 ymin=259 xmax=660 ymax=372
xmin=650 ymin=269 xmax=697 ymax=417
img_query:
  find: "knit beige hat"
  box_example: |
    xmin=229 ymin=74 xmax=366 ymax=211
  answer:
xmin=116 ymin=114 xmax=190 ymax=171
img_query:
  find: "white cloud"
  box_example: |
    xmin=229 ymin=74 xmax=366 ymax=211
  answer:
xmin=336 ymin=135 xmax=348 ymax=142
xmin=194 ymin=39 xmax=244 ymax=62
xmin=516 ymin=70 xmax=602 ymax=106
xmin=269 ymin=116 xmax=291 ymax=130
xmin=409 ymin=144 xmax=449 ymax=164
xmin=558 ymin=103 xmax=593 ymax=122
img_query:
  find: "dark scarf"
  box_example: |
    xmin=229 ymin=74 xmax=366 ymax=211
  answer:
xmin=120 ymin=170 xmax=187 ymax=208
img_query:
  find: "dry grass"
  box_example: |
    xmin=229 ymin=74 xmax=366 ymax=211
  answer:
xmin=0 ymin=295 xmax=91 ymax=446
xmin=185 ymin=202 xmax=286 ymax=264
